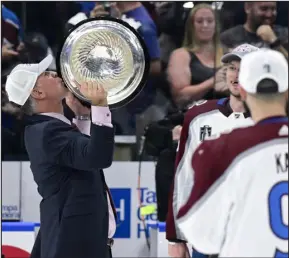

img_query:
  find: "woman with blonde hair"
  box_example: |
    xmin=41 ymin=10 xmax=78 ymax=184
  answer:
xmin=167 ymin=3 xmax=227 ymax=109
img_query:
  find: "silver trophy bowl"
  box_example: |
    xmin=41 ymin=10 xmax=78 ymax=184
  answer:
xmin=58 ymin=17 xmax=150 ymax=109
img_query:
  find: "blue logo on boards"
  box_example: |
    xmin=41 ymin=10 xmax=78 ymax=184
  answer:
xmin=110 ymin=188 xmax=131 ymax=238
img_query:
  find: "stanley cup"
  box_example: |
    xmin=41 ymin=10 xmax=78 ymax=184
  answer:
xmin=58 ymin=17 xmax=150 ymax=109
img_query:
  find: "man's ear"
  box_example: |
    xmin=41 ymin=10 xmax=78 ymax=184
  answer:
xmin=239 ymin=86 xmax=247 ymax=101
xmin=31 ymin=87 xmax=46 ymax=100
xmin=244 ymin=2 xmax=252 ymax=15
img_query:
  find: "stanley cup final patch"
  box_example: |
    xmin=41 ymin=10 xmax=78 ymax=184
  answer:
xmin=200 ymin=125 xmax=212 ymax=141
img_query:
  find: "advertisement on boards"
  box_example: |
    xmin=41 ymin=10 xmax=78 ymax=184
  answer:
xmin=2 ymin=162 xmax=21 ymax=221
xmin=2 ymin=161 xmax=158 ymax=257
xmin=2 ymin=222 xmax=35 ymax=258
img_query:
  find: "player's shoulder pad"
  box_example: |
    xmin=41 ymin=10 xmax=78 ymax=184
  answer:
xmin=184 ymin=99 xmax=219 ymax=125
xmin=194 ymin=131 xmax=229 ymax=164
xmin=205 ymin=128 xmax=233 ymax=141
xmin=196 ymin=123 xmax=288 ymax=174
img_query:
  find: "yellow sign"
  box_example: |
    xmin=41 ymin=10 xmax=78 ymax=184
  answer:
xmin=140 ymin=205 xmax=156 ymax=216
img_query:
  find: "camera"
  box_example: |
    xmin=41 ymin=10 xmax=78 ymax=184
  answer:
xmin=102 ymin=2 xmax=111 ymax=15
xmin=144 ymin=108 xmax=185 ymax=157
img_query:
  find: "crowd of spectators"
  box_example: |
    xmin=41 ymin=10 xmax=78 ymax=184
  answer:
xmin=2 ymin=1 xmax=288 ymax=161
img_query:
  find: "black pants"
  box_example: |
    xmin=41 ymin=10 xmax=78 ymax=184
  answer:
xmin=107 ymin=247 xmax=112 ymax=258
xmin=155 ymin=148 xmax=176 ymax=221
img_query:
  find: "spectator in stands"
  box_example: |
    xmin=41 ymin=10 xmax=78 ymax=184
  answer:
xmin=2 ymin=4 xmax=56 ymax=71
xmin=118 ymin=2 xmax=161 ymax=76
xmin=115 ymin=2 xmax=161 ymax=110
xmin=66 ymin=2 xmax=96 ymax=32
xmin=149 ymin=2 xmax=189 ymax=109
xmin=221 ymin=2 xmax=288 ymax=58
xmin=89 ymin=2 xmax=161 ymax=78
xmin=2 ymin=4 xmax=24 ymax=48
xmin=167 ymin=3 xmax=228 ymax=109
xmin=154 ymin=2 xmax=188 ymax=70
xmin=89 ymin=2 xmax=162 ymax=135
xmin=117 ymin=1 xmax=163 ymax=136
xmin=66 ymin=2 xmax=162 ymax=135
xmin=19 ymin=32 xmax=57 ymax=70
xmin=2 ymin=4 xmax=24 ymax=72
xmin=1 ymin=5 xmax=25 ymax=159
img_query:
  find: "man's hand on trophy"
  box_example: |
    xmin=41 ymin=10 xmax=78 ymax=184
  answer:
xmin=79 ymin=82 xmax=108 ymax=107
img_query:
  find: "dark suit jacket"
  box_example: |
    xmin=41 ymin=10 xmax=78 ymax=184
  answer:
xmin=24 ymin=114 xmax=115 ymax=258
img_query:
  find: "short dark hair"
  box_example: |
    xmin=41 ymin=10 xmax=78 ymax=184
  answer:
xmin=21 ymin=97 xmax=35 ymax=115
xmin=256 ymin=78 xmax=279 ymax=94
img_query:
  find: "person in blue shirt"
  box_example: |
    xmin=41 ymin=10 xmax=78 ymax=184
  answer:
xmin=114 ymin=2 xmax=162 ymax=134
xmin=2 ymin=4 xmax=24 ymax=44
xmin=117 ymin=2 xmax=161 ymax=114
xmin=69 ymin=2 xmax=162 ymax=134
xmin=2 ymin=4 xmax=24 ymax=62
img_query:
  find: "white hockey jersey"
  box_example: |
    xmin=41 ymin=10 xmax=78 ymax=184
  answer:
xmin=177 ymin=117 xmax=288 ymax=257
xmin=166 ymin=98 xmax=254 ymax=241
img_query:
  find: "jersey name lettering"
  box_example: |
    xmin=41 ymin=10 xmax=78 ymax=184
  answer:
xmin=275 ymin=152 xmax=288 ymax=174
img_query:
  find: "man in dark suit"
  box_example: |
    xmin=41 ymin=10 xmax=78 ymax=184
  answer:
xmin=5 ymin=54 xmax=116 ymax=258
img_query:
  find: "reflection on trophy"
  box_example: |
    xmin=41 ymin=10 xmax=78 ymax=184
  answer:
xmin=58 ymin=17 xmax=150 ymax=109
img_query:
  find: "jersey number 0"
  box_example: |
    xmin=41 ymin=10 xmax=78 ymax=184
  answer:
xmin=268 ymin=181 xmax=288 ymax=258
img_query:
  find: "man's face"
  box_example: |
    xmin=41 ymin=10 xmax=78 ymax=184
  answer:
xmin=226 ymin=60 xmax=241 ymax=98
xmin=35 ymin=71 xmax=67 ymax=101
xmin=249 ymin=2 xmax=277 ymax=28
